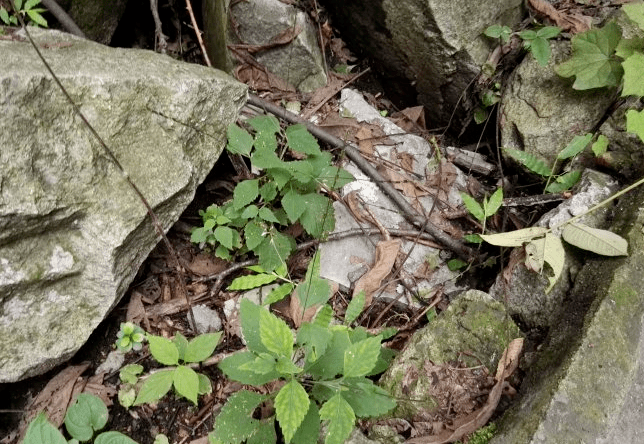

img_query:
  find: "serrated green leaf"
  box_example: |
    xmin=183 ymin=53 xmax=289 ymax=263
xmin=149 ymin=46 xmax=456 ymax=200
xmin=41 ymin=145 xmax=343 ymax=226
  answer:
xmin=259 ymin=305 xmax=293 ymax=358
xmin=485 ymin=188 xmax=504 ymax=218
xmin=305 ymin=329 xmax=351 ymax=379
xmin=314 ymin=304 xmax=333 ymax=327
xmin=317 ymin=165 xmax=354 ymax=190
xmin=558 ymin=133 xmax=592 ymax=160
xmin=555 ymin=22 xmax=623 ymax=89
xmin=26 ymin=8 xmax=46 ymax=26
xmin=147 ymin=334 xmax=179 ymax=365
xmin=282 ymin=189 xmax=307 ymax=223
xmin=275 ymin=381 xmax=310 ymax=443
xmin=626 ymin=109 xmax=644 ymax=143
xmin=292 ymin=401 xmax=320 ymax=444
xmin=184 ymin=332 xmax=222 ymax=363
xmin=23 ymin=412 xmax=67 ymax=444
xmin=198 ymin=373 xmax=212 ymax=395
xmin=228 ymin=273 xmax=278 ymax=291
xmin=562 ymin=222 xmax=628 ymax=256
xmin=233 ymin=180 xmax=259 ymax=210
xmin=480 ymin=227 xmax=549 ymax=247
xmin=259 ymin=182 xmax=278 ymax=202
xmin=174 ymin=365 xmax=199 ymax=405
xmin=344 ymin=291 xmax=365 ymax=326
xmin=173 ymin=333 xmax=188 ymax=362
xmin=319 ymin=394 xmax=355 ymax=444
xmin=530 ymin=37 xmax=551 ymax=66
xmin=245 ymin=220 xmax=265 ymax=251
xmin=503 ymin=148 xmax=552 ymax=176
xmin=94 ymin=431 xmax=139 ymax=444
xmin=623 ymin=2 xmax=644 ymax=31
xmin=622 ymin=52 xmax=644 ymax=97
xmin=210 ymin=390 xmax=267 ymax=444
xmin=256 ymin=230 xmax=295 ymax=272
xmin=459 ymin=192 xmax=485 ymax=222
xmin=520 ymin=29 xmax=537 ymax=40
xmin=286 ymin=124 xmax=321 ymax=155
xmin=215 ymin=245 xmax=232 ymax=261
xmin=219 ymin=351 xmax=281 ymax=385
xmin=134 ymin=369 xmax=174 ymax=405
xmin=275 ymin=356 xmax=303 ymax=374
xmin=341 ymin=378 xmax=396 ymax=417
xmin=287 ymin=160 xmax=316 ymax=184
xmin=239 ymin=298 xmax=269 ymax=354
xmin=246 ymin=420 xmax=277 ymax=444
xmin=64 ymin=393 xmax=109 ymax=442
xmin=343 ymin=336 xmax=382 ymax=378
xmin=0 ymin=8 xmax=10 ymax=26
xmin=251 ymin=148 xmax=284 ymax=170
xmin=263 ymin=282 xmax=295 ymax=305
xmin=238 ymin=352 xmax=276 ymax=374
xmin=297 ymin=322 xmax=332 ymax=362
xmin=592 ymin=134 xmax=609 ymax=156
xmin=248 ymin=114 xmax=280 ymax=134
xmin=227 ymin=123 xmax=254 ymax=156
xmin=241 ymin=205 xmax=259 ymax=219
xmin=258 ymin=207 xmax=280 ymax=223
xmin=537 ymin=26 xmax=561 ymax=39
xmin=546 ymin=170 xmax=581 ymax=193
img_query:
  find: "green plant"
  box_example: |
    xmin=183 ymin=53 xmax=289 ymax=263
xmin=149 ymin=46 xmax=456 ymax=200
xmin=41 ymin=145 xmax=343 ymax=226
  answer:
xmin=115 ymin=322 xmax=146 ymax=353
xmin=484 ymin=24 xmax=561 ymax=66
xmin=22 ymin=393 xmax=138 ymax=444
xmin=191 ymin=116 xmax=353 ymax=272
xmin=117 ymin=364 xmax=144 ymax=408
xmin=460 ymin=187 xmax=503 ymax=232
xmin=0 ymin=0 xmax=47 ymax=27
xmin=129 ymin=331 xmax=222 ymax=406
xmin=210 ymin=298 xmax=397 ymax=444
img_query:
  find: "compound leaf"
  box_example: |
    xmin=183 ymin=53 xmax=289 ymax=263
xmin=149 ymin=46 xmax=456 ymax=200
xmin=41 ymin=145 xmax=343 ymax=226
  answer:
xmin=503 ymin=148 xmax=552 ymax=176
xmin=319 ymin=394 xmax=355 ymax=444
xmin=275 ymin=381 xmax=310 ymax=443
xmin=134 ymin=369 xmax=174 ymax=405
xmin=459 ymin=193 xmax=484 ymax=222
xmin=184 ymin=332 xmax=222 ymax=363
xmin=147 ymin=334 xmax=179 ymax=366
xmin=562 ymin=223 xmax=628 ymax=256
xmin=480 ymin=227 xmax=549 ymax=247
xmin=555 ymin=22 xmax=623 ymax=90
xmin=173 ymin=365 xmax=199 ymax=405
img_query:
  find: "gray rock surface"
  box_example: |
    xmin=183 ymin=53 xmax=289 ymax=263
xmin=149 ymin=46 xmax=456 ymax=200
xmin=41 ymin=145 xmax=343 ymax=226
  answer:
xmin=0 ymin=29 xmax=246 ymax=382
xmin=500 ymin=41 xmax=616 ymax=168
xmin=491 ymin=185 xmax=644 ymax=444
xmin=322 ymin=0 xmax=523 ymax=127
xmin=56 ymin=0 xmax=128 ymax=44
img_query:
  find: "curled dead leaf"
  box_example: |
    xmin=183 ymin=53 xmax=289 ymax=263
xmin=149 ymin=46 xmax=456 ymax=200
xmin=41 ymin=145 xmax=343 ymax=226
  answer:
xmin=353 ymin=239 xmax=401 ymax=306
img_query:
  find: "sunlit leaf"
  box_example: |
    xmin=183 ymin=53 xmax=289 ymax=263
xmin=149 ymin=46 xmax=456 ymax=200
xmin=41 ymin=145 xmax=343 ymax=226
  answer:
xmin=562 ymin=223 xmax=628 ymax=256
xmin=480 ymin=227 xmax=548 ymax=247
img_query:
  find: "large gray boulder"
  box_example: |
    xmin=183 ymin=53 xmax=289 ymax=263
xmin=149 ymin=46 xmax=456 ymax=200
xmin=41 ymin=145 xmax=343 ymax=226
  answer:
xmin=54 ymin=0 xmax=128 ymax=44
xmin=0 ymin=29 xmax=246 ymax=382
xmin=321 ymin=0 xmax=523 ymax=126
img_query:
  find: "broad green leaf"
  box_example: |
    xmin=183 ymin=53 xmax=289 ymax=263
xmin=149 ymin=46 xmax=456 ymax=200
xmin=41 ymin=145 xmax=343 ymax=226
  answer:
xmin=558 ymin=133 xmax=592 ymax=160
xmin=246 ymin=420 xmax=277 ymax=444
xmin=94 ymin=431 xmax=139 ymax=444
xmin=343 ymin=336 xmax=382 ymax=378
xmin=299 ymin=193 xmax=335 ymax=237
xmin=228 ymin=273 xmax=278 ymax=291
xmin=209 ymin=390 xmax=267 ymax=444
xmin=239 ymin=298 xmax=269 ymax=354
xmin=459 ymin=192 xmax=485 ymax=222
xmin=147 ymin=334 xmax=179 ymax=365
xmin=198 ymin=373 xmax=212 ymax=395
xmin=244 ymin=220 xmax=265 ymax=251
xmin=23 ymin=412 xmax=67 ymax=444
xmin=251 ymin=148 xmax=284 ymax=169
xmin=537 ymin=26 xmax=561 ymax=39
xmin=447 ymin=258 xmax=468 ymax=271
xmin=259 ymin=182 xmax=278 ymax=201
xmin=592 ymin=135 xmax=609 ymax=156
xmin=258 ymin=207 xmax=280 ymax=224
xmin=226 ymin=123 xmax=254 ymax=156
xmin=218 ymin=351 xmax=281 ymax=385
xmin=616 ymin=36 xmax=644 ymax=59
xmin=118 ymin=387 xmax=136 ymax=408
xmin=543 ymin=233 xmax=565 ymax=293
xmin=296 ymin=278 xmax=331 ymax=311
xmin=319 ymin=394 xmax=355 ymax=444
xmin=485 ymin=188 xmax=504 ymax=218
xmin=256 ymin=230 xmax=295 ymax=272
xmin=174 ymin=365 xmax=199 ymax=405
xmin=287 ymin=160 xmax=316 ymax=184
xmin=238 ymin=352 xmax=276 ymax=374
xmin=26 ymin=9 xmax=47 ymax=27
xmin=292 ymin=402 xmax=320 ymax=444
xmin=464 ymin=233 xmax=483 ymax=243
xmin=215 ymin=226 xmax=237 ymax=250
xmin=305 ymin=329 xmax=351 ymax=379
xmin=626 ymin=109 xmax=644 ymax=144
xmin=275 ymin=381 xmax=310 ymax=443
xmin=545 ymin=170 xmax=581 ymax=193
xmin=341 ymin=378 xmax=397 ymax=417
xmin=562 ymin=223 xmax=628 ymax=256
xmin=480 ymin=227 xmax=549 ymax=247
xmin=275 ymin=356 xmax=303 ymax=374
xmin=241 ymin=205 xmax=259 ymax=219
xmin=297 ymin=322 xmax=332 ymax=362
xmin=154 ymin=434 xmax=170 ymax=444
xmin=344 ymin=290 xmax=365 ymax=326
xmin=233 ymin=180 xmax=259 ymax=210
xmin=623 ymin=2 xmax=644 ymax=31
xmin=519 ymin=29 xmax=537 ymax=40
xmin=286 ymin=124 xmax=321 ymax=155
xmin=119 ymin=364 xmax=143 ymax=384
xmin=530 ymin=37 xmax=551 ymax=66
xmin=248 ymin=114 xmax=280 ymax=134
xmin=184 ymin=332 xmax=222 ymax=363
xmin=64 ymin=393 xmax=109 ymax=442
xmin=259 ymin=305 xmax=293 ymax=358
xmin=134 ymin=370 xmax=174 ymax=405
xmin=622 ymin=53 xmax=644 ymax=97
xmin=503 ymin=148 xmax=552 ymax=176
xmin=282 ymin=189 xmax=307 ymax=223
xmin=484 ymin=24 xmax=511 ymax=43
xmin=263 ymin=282 xmax=295 ymax=305
xmin=317 ymin=165 xmax=354 ymax=190
xmin=215 ymin=245 xmax=232 ymax=261
xmin=370 ymin=347 xmax=397 ymax=376
xmin=171 ymin=333 xmax=188 ymax=362
xmin=555 ymin=22 xmax=623 ymax=89
xmin=313 ymin=304 xmax=334 ymax=328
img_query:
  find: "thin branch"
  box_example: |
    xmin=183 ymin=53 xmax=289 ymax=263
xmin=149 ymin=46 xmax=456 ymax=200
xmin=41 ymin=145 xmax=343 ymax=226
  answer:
xmin=40 ymin=0 xmax=85 ymax=38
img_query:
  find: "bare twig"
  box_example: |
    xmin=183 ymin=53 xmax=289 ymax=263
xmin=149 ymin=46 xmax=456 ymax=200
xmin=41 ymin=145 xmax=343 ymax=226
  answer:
xmin=184 ymin=0 xmax=212 ymax=67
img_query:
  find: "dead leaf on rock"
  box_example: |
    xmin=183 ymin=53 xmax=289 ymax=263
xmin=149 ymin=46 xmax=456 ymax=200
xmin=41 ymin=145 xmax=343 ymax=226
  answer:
xmin=353 ymin=239 xmax=401 ymax=306
xmin=126 ymin=290 xmax=148 ymax=330
xmin=528 ymin=0 xmax=591 ymax=33
xmin=329 ymin=37 xmax=356 ymax=63
xmin=234 ymin=63 xmax=296 ymax=93
xmin=188 ymin=253 xmax=228 ymax=276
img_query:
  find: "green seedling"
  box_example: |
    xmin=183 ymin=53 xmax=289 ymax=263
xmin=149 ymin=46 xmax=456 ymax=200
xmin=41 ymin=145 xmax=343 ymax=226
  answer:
xmin=484 ymin=24 xmax=561 ymax=66
xmin=460 ymin=187 xmax=503 ymax=233
xmin=115 ymin=322 xmax=146 ymax=353
xmin=118 ymin=364 xmax=144 ymax=408
xmin=0 ymin=0 xmax=48 ymax=27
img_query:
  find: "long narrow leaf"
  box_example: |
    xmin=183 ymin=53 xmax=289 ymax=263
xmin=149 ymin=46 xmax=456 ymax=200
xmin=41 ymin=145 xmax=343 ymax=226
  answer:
xmin=562 ymin=223 xmax=628 ymax=256
xmin=503 ymin=148 xmax=552 ymax=177
xmin=480 ymin=227 xmax=548 ymax=247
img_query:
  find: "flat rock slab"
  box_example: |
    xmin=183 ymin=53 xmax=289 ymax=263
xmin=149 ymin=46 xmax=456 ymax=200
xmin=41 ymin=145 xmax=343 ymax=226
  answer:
xmin=0 ymin=28 xmax=246 ymax=382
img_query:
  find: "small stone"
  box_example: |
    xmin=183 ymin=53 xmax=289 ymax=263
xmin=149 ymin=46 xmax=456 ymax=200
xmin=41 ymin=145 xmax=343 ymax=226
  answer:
xmin=192 ymin=304 xmax=222 ymax=334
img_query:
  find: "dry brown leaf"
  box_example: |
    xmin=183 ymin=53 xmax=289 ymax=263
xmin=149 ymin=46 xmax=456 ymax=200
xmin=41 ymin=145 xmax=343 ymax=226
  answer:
xmin=407 ymin=338 xmax=523 ymax=444
xmin=353 ymin=239 xmax=401 ymax=306
xmin=527 ymin=0 xmax=591 ymax=33
xmin=301 ymin=75 xmax=346 ymax=119
xmin=344 ymin=191 xmax=369 ymax=224
xmin=188 ymin=253 xmax=228 ymax=276
xmin=329 ymin=37 xmax=356 ymax=63
xmin=126 ymin=290 xmax=147 ymax=329
xmin=234 ymin=64 xmax=296 ymax=93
